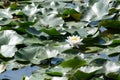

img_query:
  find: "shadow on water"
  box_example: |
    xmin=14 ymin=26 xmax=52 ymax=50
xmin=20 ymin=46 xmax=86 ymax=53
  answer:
xmin=0 ymin=66 xmax=39 ymax=80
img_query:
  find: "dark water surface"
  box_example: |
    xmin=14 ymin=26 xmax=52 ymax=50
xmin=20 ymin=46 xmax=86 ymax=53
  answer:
xmin=0 ymin=66 xmax=39 ymax=80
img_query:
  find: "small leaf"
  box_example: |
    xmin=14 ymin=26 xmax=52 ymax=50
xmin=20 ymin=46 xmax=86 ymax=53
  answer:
xmin=62 ymin=48 xmax=79 ymax=54
xmin=73 ymin=70 xmax=95 ymax=80
xmin=82 ymin=0 xmax=114 ymax=21
xmin=46 ymin=72 xmax=63 ymax=77
xmin=102 ymin=46 xmax=120 ymax=56
xmin=41 ymin=28 xmax=61 ymax=35
xmin=85 ymin=47 xmax=102 ymax=53
xmin=99 ymin=20 xmax=120 ymax=29
xmin=22 ymin=3 xmax=40 ymax=17
xmin=103 ymin=39 xmax=120 ymax=46
xmin=0 ymin=45 xmax=17 ymax=57
xmin=62 ymin=8 xmax=82 ymax=21
xmin=40 ymin=12 xmax=64 ymax=27
xmin=0 ymin=8 xmax=13 ymax=18
xmin=15 ymin=46 xmax=39 ymax=61
xmin=104 ymin=61 xmax=120 ymax=75
xmin=46 ymin=66 xmax=70 ymax=77
xmin=0 ymin=30 xmax=24 ymax=57
xmin=61 ymin=56 xmax=86 ymax=68
xmin=0 ymin=30 xmax=24 ymax=45
xmin=29 ymin=69 xmax=51 ymax=80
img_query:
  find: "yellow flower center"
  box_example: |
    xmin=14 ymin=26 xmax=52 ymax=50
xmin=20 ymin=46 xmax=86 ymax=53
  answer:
xmin=71 ymin=37 xmax=79 ymax=42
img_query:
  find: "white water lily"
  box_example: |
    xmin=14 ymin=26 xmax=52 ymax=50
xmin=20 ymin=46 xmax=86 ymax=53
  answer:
xmin=66 ymin=35 xmax=83 ymax=47
xmin=80 ymin=66 xmax=102 ymax=73
xmin=104 ymin=61 xmax=120 ymax=74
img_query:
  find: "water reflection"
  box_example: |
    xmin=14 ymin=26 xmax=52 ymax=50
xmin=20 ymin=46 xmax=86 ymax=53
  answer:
xmin=0 ymin=66 xmax=39 ymax=80
xmin=100 ymin=53 xmax=119 ymax=62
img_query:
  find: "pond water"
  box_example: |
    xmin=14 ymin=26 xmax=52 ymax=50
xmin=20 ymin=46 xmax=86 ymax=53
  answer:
xmin=0 ymin=0 xmax=118 ymax=80
xmin=0 ymin=54 xmax=119 ymax=80
xmin=0 ymin=66 xmax=39 ymax=80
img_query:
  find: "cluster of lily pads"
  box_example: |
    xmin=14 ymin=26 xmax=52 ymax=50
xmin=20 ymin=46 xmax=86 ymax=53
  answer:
xmin=0 ymin=0 xmax=120 ymax=80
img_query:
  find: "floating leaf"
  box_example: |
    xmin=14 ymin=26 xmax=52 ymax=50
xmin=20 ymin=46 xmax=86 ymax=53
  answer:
xmin=99 ymin=20 xmax=120 ymax=29
xmin=41 ymin=28 xmax=61 ymax=36
xmin=15 ymin=46 xmax=40 ymax=62
xmin=0 ymin=8 xmax=13 ymax=18
xmin=40 ymin=12 xmax=64 ymax=27
xmin=29 ymin=69 xmax=51 ymax=80
xmin=61 ymin=56 xmax=86 ymax=68
xmin=85 ymin=47 xmax=102 ymax=53
xmin=15 ymin=46 xmax=60 ymax=64
xmin=22 ymin=3 xmax=40 ymax=17
xmin=62 ymin=48 xmax=79 ymax=54
xmin=104 ymin=61 xmax=120 ymax=75
xmin=0 ymin=45 xmax=17 ymax=57
xmin=102 ymin=46 xmax=120 ymax=56
xmin=61 ymin=8 xmax=82 ymax=21
xmin=0 ymin=30 xmax=24 ymax=57
xmin=46 ymin=71 xmax=63 ymax=77
xmin=82 ymin=0 xmax=114 ymax=21
xmin=73 ymin=69 xmax=95 ymax=80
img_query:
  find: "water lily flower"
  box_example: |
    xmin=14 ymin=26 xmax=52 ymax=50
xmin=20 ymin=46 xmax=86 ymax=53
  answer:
xmin=66 ymin=35 xmax=83 ymax=47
